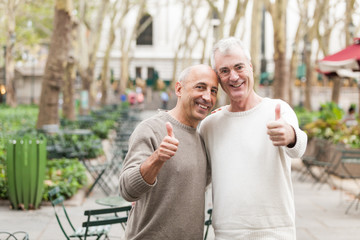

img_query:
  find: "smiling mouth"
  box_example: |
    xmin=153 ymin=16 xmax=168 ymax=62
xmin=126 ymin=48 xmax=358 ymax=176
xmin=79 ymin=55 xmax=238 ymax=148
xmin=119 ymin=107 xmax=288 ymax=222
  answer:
xmin=198 ymin=103 xmax=211 ymax=110
xmin=231 ymin=81 xmax=244 ymax=88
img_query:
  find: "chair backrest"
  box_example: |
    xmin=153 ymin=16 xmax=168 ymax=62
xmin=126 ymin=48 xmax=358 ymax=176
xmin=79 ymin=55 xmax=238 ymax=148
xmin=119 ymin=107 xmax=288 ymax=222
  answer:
xmin=48 ymin=186 xmax=75 ymax=239
xmin=82 ymin=205 xmax=132 ymax=236
xmin=0 ymin=231 xmax=29 ymax=240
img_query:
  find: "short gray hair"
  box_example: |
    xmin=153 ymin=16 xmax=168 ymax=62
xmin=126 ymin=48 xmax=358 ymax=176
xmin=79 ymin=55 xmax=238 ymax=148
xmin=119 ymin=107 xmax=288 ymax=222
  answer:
xmin=210 ymin=37 xmax=251 ymax=69
xmin=177 ymin=66 xmax=192 ymax=83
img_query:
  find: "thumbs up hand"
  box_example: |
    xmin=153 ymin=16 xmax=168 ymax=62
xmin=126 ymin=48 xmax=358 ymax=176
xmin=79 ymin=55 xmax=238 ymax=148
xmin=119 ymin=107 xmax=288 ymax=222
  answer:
xmin=156 ymin=122 xmax=179 ymax=162
xmin=266 ymin=104 xmax=296 ymax=147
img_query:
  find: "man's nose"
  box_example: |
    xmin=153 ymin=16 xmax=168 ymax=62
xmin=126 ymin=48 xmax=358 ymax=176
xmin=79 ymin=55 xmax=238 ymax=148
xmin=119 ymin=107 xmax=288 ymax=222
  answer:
xmin=202 ymin=90 xmax=211 ymax=101
xmin=229 ymin=69 xmax=238 ymax=80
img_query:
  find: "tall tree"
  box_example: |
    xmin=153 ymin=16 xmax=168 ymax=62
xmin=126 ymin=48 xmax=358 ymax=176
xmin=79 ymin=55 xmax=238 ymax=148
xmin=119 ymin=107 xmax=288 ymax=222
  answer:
xmin=250 ymin=0 xmax=263 ymax=87
xmin=172 ymin=0 xmax=212 ymax=82
xmin=288 ymin=0 xmax=308 ymax=107
xmin=77 ymin=0 xmax=109 ymax=110
xmin=62 ymin=20 xmax=77 ymax=120
xmin=345 ymin=0 xmax=356 ymax=47
xmin=117 ymin=0 xmax=147 ymax=95
xmin=36 ymin=0 xmax=72 ymax=129
xmin=266 ymin=0 xmax=289 ymax=102
xmin=99 ymin=0 xmax=131 ymax=105
xmin=3 ymin=0 xmax=18 ymax=107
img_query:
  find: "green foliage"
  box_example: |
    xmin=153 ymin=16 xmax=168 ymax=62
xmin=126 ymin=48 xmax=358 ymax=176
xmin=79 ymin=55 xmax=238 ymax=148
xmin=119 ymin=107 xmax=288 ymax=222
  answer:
xmin=91 ymin=120 xmax=115 ymax=139
xmin=294 ymin=106 xmax=318 ymax=129
xmin=0 ymin=105 xmax=38 ymax=138
xmin=43 ymin=158 xmax=88 ymax=201
xmin=303 ymin=119 xmax=347 ymax=143
xmin=302 ymin=102 xmax=360 ymax=148
xmin=338 ymin=125 xmax=360 ymax=148
xmin=46 ymin=133 xmax=103 ymax=160
xmin=0 ymin=139 xmax=7 ymax=199
xmin=318 ymin=102 xmax=344 ymax=121
xmin=0 ymin=104 xmax=127 ymax=201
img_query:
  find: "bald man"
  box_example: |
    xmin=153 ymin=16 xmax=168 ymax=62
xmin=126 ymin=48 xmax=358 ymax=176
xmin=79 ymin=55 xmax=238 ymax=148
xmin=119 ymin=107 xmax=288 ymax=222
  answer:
xmin=119 ymin=64 xmax=218 ymax=240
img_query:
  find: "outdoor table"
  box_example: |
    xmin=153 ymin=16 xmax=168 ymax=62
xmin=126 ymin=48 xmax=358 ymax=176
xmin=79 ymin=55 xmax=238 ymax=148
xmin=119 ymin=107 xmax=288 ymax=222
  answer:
xmin=95 ymin=196 xmax=131 ymax=207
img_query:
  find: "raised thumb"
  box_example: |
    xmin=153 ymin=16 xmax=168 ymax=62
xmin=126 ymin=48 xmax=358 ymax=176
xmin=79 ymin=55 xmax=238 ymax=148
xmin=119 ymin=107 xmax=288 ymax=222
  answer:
xmin=166 ymin=122 xmax=174 ymax=138
xmin=275 ymin=104 xmax=281 ymax=120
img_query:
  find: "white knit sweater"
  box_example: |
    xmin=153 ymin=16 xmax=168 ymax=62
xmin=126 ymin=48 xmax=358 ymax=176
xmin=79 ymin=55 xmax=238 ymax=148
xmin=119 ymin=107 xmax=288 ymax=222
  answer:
xmin=199 ymin=98 xmax=307 ymax=240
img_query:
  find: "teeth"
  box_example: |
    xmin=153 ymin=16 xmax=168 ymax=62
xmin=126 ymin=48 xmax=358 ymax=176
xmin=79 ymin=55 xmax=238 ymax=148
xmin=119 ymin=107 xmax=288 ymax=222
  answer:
xmin=232 ymin=82 xmax=244 ymax=88
xmin=199 ymin=104 xmax=208 ymax=109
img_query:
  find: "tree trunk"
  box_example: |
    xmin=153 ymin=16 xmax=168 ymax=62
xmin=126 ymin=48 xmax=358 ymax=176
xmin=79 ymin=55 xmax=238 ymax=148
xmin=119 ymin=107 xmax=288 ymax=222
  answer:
xmin=78 ymin=0 xmax=109 ymax=110
xmin=5 ymin=0 xmax=16 ymax=107
xmin=273 ymin=50 xmax=289 ymax=101
xmin=331 ymin=76 xmax=341 ymax=104
xmin=119 ymin=52 xmax=129 ymax=95
xmin=100 ymin=27 xmax=115 ymax=106
xmin=250 ymin=0 xmax=262 ymax=87
xmin=36 ymin=0 xmax=72 ymax=129
xmin=62 ymin=20 xmax=77 ymax=120
xmin=288 ymin=51 xmax=298 ymax=107
xmin=304 ymin=48 xmax=313 ymax=110
xmin=268 ymin=0 xmax=289 ymax=102
xmin=62 ymin=57 xmax=76 ymax=120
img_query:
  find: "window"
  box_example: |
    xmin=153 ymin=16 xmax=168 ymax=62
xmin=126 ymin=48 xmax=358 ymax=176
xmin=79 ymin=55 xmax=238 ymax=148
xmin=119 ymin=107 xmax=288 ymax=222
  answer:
xmin=136 ymin=67 xmax=142 ymax=79
xmin=147 ymin=67 xmax=154 ymax=80
xmin=136 ymin=14 xmax=153 ymax=45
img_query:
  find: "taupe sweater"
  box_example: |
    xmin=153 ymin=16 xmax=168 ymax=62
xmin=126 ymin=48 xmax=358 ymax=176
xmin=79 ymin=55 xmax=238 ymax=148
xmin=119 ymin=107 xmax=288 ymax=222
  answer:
xmin=119 ymin=111 xmax=209 ymax=240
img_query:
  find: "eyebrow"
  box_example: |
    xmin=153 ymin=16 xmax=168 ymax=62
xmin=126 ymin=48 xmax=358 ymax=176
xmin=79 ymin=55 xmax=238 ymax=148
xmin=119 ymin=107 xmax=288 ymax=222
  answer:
xmin=195 ymin=82 xmax=218 ymax=89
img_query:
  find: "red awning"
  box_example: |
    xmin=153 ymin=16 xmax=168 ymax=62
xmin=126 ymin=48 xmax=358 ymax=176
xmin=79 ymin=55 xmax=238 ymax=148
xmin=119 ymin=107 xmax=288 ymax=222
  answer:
xmin=318 ymin=38 xmax=360 ymax=74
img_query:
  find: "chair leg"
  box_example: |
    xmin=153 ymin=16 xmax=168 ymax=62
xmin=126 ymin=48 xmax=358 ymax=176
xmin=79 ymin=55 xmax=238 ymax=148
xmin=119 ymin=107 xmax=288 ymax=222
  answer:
xmin=345 ymin=194 xmax=360 ymax=214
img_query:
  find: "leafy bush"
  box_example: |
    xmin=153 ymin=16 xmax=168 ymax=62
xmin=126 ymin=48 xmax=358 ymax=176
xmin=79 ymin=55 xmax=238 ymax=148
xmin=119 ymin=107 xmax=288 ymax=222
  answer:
xmin=294 ymin=106 xmax=318 ymax=129
xmin=0 ymin=105 xmax=38 ymax=138
xmin=0 ymin=163 xmax=7 ymax=199
xmin=304 ymin=119 xmax=347 ymax=143
xmin=318 ymin=102 xmax=344 ymax=121
xmin=0 ymin=139 xmax=7 ymax=199
xmin=43 ymin=158 xmax=88 ymax=201
xmin=91 ymin=120 xmax=115 ymax=139
xmin=46 ymin=133 xmax=103 ymax=160
xmin=303 ymin=102 xmax=360 ymax=148
xmin=0 ymin=157 xmax=88 ymax=201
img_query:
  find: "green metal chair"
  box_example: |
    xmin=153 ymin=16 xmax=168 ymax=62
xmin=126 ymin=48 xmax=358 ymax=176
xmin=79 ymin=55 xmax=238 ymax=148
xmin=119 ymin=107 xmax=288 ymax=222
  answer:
xmin=48 ymin=186 xmax=131 ymax=240
xmin=0 ymin=231 xmax=29 ymax=240
xmin=204 ymin=208 xmax=212 ymax=240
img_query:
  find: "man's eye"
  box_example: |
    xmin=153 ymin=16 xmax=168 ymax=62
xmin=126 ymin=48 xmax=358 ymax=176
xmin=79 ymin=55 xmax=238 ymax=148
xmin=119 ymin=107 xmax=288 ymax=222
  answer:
xmin=235 ymin=65 xmax=243 ymax=71
xmin=211 ymin=89 xmax=218 ymax=94
xmin=220 ymin=69 xmax=229 ymax=74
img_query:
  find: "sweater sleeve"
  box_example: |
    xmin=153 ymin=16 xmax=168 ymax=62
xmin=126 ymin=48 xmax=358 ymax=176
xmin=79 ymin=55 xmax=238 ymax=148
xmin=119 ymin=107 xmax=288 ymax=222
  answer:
xmin=119 ymin=121 xmax=161 ymax=202
xmin=280 ymin=101 xmax=308 ymax=158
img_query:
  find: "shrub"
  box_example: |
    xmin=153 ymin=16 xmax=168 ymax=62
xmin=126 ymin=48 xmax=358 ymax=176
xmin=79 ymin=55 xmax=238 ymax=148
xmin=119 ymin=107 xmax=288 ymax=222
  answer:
xmin=43 ymin=158 xmax=88 ymax=201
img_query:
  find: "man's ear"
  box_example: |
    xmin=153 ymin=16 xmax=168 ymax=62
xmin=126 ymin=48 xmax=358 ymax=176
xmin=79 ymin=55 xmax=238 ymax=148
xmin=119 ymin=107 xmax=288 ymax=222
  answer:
xmin=175 ymin=81 xmax=182 ymax=97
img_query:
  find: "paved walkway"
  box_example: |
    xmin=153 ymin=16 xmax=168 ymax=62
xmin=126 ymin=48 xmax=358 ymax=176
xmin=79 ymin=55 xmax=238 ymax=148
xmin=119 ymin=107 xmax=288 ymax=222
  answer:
xmin=1 ymin=110 xmax=360 ymax=239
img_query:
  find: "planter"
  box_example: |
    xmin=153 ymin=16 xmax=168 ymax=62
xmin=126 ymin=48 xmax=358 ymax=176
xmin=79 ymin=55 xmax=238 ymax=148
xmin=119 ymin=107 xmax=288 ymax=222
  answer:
xmin=6 ymin=137 xmax=47 ymax=210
